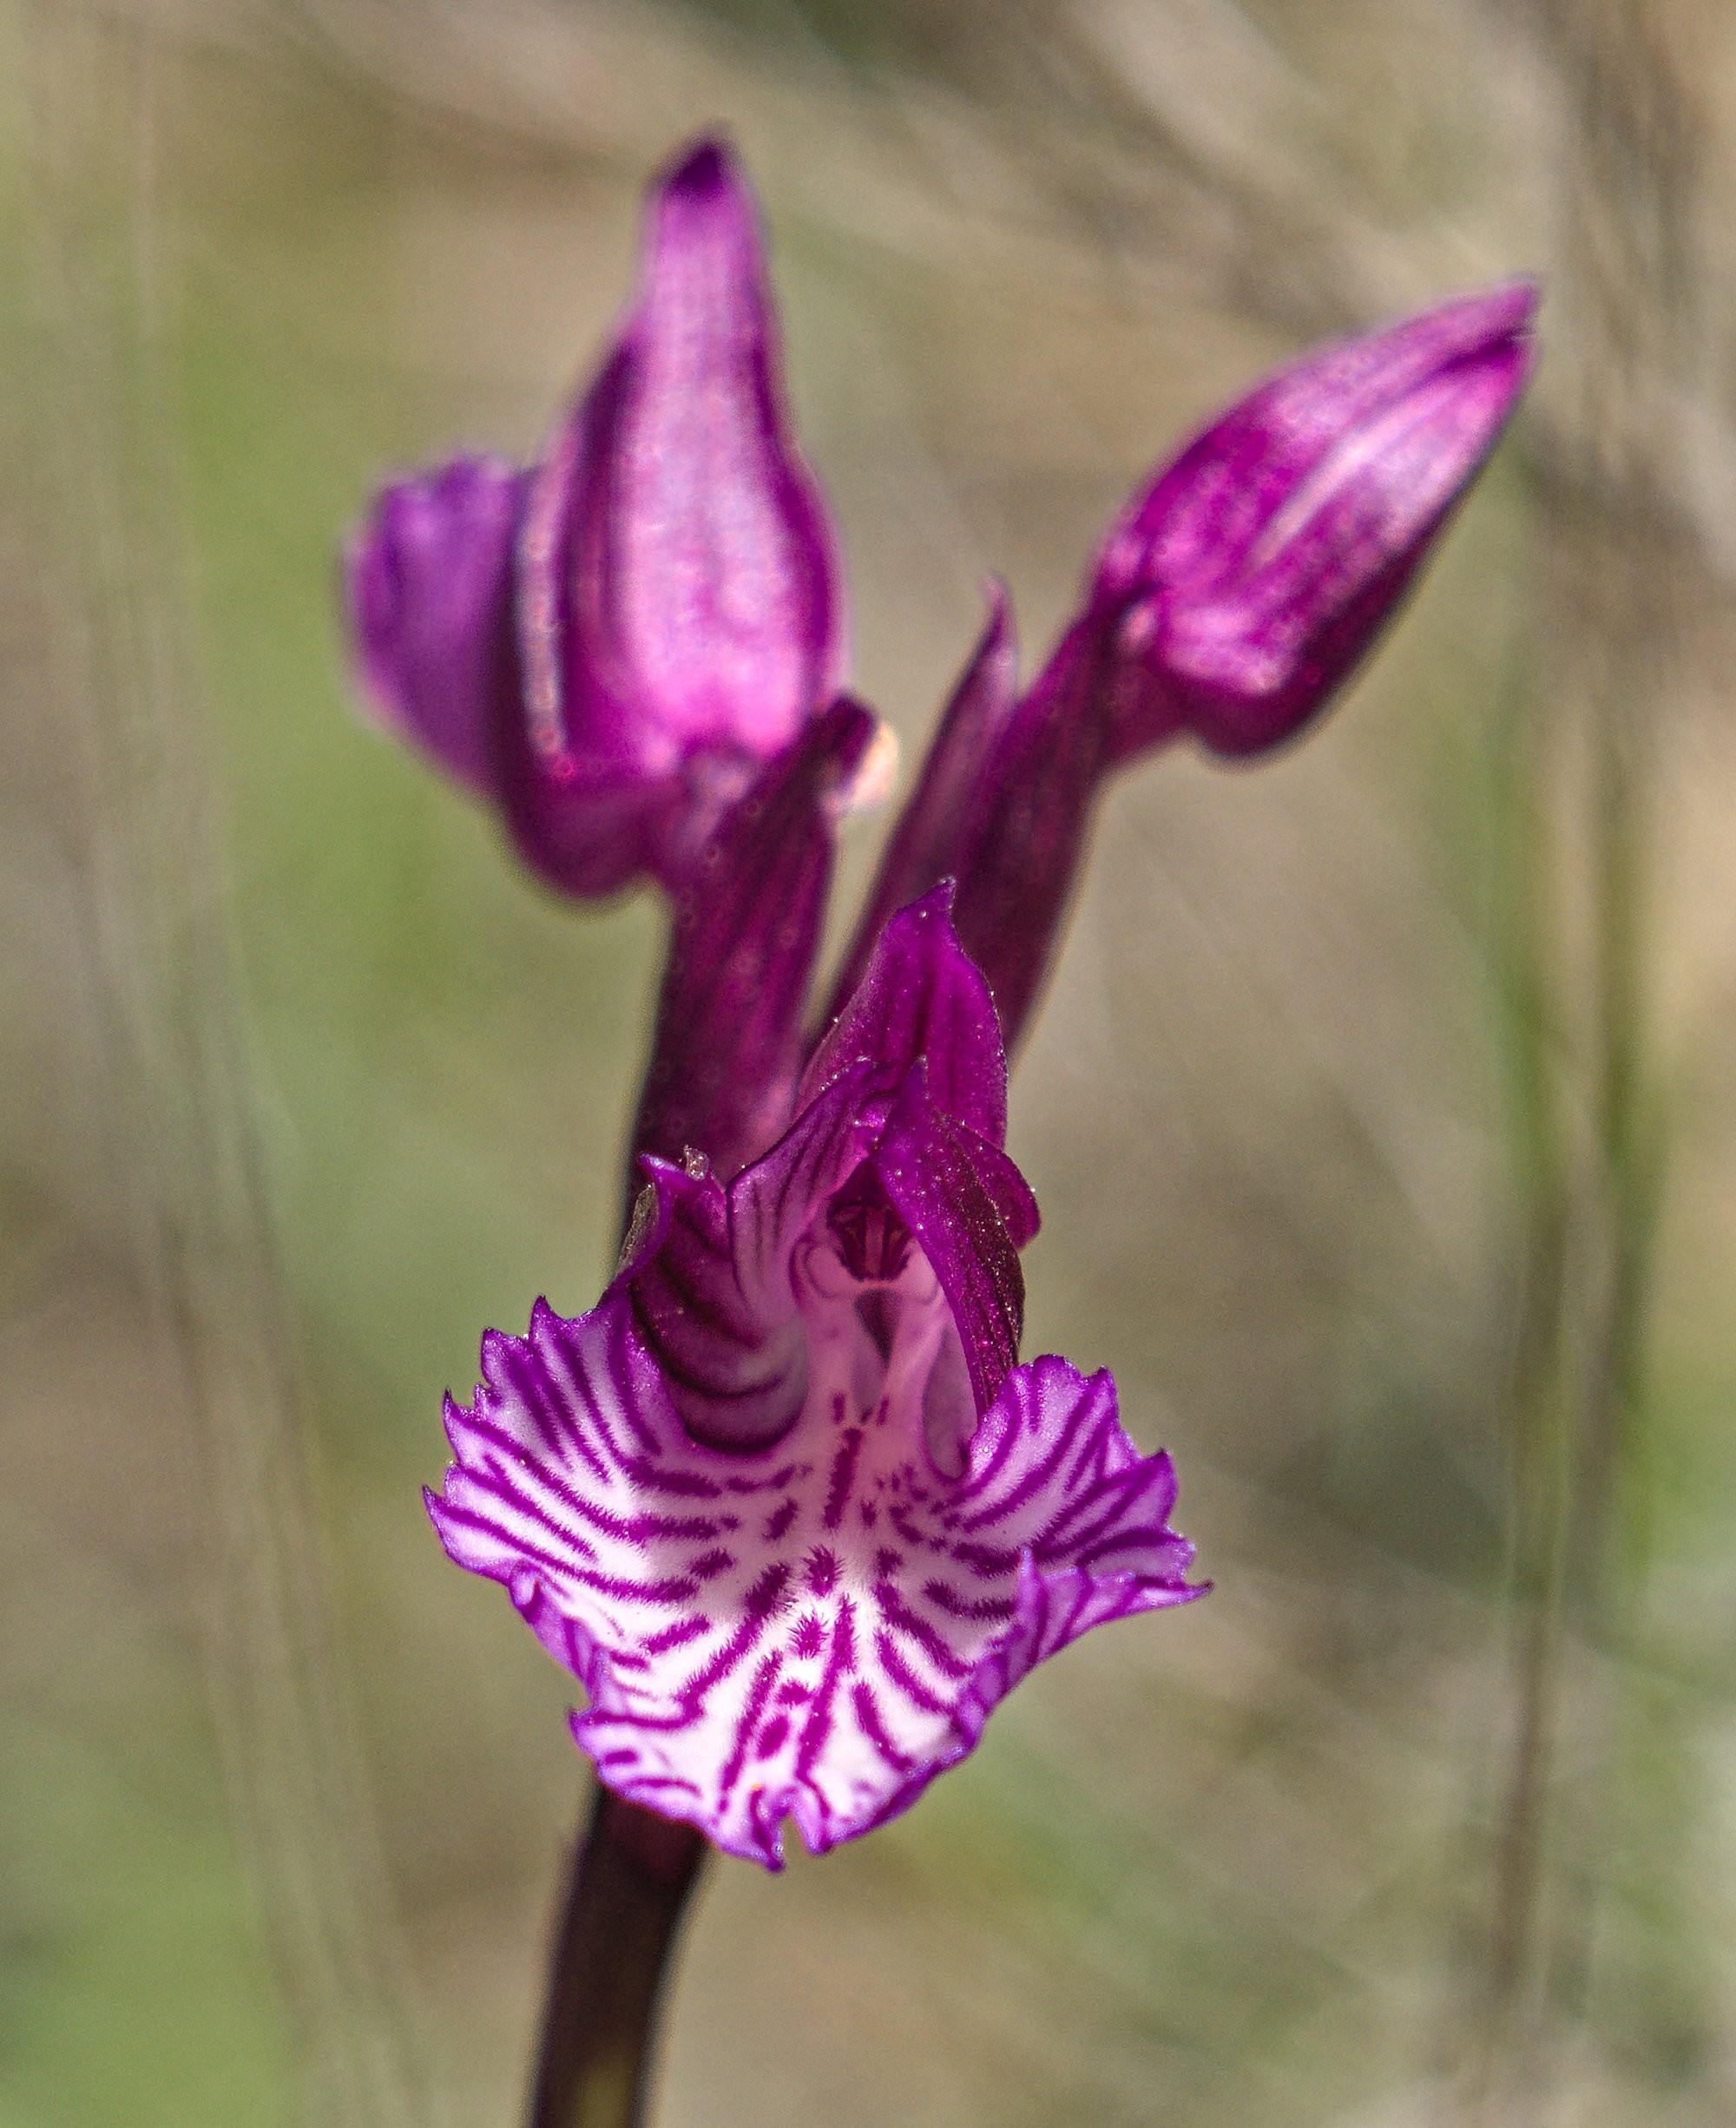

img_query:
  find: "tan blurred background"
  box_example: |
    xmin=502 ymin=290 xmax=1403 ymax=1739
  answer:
xmin=5 ymin=1 xmax=1736 ymax=2123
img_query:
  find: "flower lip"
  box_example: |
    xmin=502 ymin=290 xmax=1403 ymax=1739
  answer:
xmin=428 ymin=1295 xmax=1202 ymax=1868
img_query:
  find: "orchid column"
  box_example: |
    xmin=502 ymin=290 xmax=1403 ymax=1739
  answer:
xmin=347 ymin=139 xmax=1533 ymax=2128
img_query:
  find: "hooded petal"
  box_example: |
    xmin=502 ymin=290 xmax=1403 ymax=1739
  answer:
xmin=345 ymin=454 xmax=523 ymax=794
xmin=519 ymin=138 xmax=845 ymax=798
xmin=631 ymin=697 xmax=879 ymax=1186
xmin=1094 ymin=279 xmax=1537 ymax=759
xmin=429 ymin=1301 xmax=1199 ymax=1869
xmin=803 ymin=884 xmax=1010 ymax=1146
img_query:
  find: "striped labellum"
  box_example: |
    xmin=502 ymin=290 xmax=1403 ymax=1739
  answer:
xmin=428 ymin=897 xmax=1200 ymax=1866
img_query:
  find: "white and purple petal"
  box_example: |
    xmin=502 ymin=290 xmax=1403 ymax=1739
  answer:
xmin=622 ymin=1154 xmax=809 ymax=1453
xmin=429 ymin=1299 xmax=1199 ymax=1869
xmin=621 ymin=1067 xmax=878 ymax=1453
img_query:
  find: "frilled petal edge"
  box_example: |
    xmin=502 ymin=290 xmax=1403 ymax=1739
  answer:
xmin=428 ymin=1301 xmax=1201 ymax=1869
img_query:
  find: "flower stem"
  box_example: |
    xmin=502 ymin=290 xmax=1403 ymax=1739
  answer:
xmin=528 ymin=1790 xmax=708 ymax=2128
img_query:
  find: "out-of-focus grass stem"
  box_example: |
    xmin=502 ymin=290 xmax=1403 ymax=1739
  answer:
xmin=1464 ymin=3 xmax=1692 ymax=2110
xmin=17 ymin=9 xmax=427 ymax=2121
xmin=1466 ymin=625 xmax=1573 ymax=2127
xmin=1546 ymin=648 xmax=1666 ymax=2042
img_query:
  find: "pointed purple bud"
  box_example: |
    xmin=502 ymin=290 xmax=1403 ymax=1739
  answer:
xmin=825 ymin=611 xmax=1108 ymax=1058
xmin=1093 ymin=279 xmax=1537 ymax=760
xmin=516 ymin=138 xmax=845 ymax=866
xmin=345 ymin=137 xmax=845 ymax=899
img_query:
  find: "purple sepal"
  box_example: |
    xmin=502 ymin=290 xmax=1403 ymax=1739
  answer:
xmin=1091 ymin=279 xmax=1537 ymax=760
xmin=942 ymin=621 xmax=1108 ymax=1050
xmin=831 ymin=620 xmax=1108 ymax=1056
xmin=345 ymin=455 xmax=523 ymax=796
xmin=428 ymin=1299 xmax=1200 ymax=1869
xmin=516 ymin=140 xmax=845 ymax=872
xmin=631 ymin=698 xmax=878 ymax=1186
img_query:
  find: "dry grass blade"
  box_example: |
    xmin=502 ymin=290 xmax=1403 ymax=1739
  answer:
xmin=15 ymin=5 xmax=430 ymax=2123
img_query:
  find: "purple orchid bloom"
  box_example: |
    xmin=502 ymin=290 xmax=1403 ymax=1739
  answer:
xmin=347 ymin=139 xmax=845 ymax=897
xmin=393 ymin=141 xmax=1536 ymax=1876
xmin=428 ymin=890 xmax=1198 ymax=1867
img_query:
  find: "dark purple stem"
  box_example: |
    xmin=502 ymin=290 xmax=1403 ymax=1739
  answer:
xmin=528 ymin=1788 xmax=708 ymax=2128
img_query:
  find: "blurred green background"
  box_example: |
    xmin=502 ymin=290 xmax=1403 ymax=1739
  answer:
xmin=5 ymin=1 xmax=1736 ymax=2123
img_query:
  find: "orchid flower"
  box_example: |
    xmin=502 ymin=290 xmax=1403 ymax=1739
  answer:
xmin=349 ymin=128 xmax=1537 ymax=2127
xmin=347 ymin=141 xmax=844 ymax=897
xmin=375 ymin=149 xmax=1535 ymax=1858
